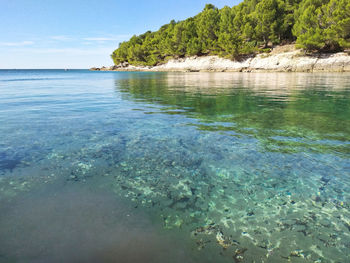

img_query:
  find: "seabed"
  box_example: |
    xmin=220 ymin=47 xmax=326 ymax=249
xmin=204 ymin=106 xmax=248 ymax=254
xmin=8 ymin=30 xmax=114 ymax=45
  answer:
xmin=0 ymin=71 xmax=349 ymax=262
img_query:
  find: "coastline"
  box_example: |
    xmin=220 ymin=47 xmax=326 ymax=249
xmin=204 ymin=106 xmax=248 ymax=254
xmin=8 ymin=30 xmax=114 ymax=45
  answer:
xmin=92 ymin=47 xmax=350 ymax=73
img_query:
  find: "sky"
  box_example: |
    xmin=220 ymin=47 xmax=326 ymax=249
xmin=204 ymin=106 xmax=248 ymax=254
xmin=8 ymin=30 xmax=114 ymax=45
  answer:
xmin=0 ymin=0 xmax=240 ymax=69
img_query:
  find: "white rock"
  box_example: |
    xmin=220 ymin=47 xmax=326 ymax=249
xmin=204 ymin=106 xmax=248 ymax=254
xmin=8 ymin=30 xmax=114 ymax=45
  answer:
xmin=108 ymin=48 xmax=350 ymax=72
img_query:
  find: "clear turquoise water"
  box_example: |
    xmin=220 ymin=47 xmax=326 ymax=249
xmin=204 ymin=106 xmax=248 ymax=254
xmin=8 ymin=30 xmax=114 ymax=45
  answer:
xmin=0 ymin=70 xmax=349 ymax=262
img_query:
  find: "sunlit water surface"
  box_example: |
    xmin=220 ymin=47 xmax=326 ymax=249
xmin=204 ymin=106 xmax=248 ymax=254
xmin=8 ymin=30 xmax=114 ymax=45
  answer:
xmin=0 ymin=70 xmax=349 ymax=263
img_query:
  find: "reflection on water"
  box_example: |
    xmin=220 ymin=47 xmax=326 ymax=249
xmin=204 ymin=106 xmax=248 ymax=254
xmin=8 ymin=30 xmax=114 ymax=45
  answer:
xmin=0 ymin=70 xmax=350 ymax=262
xmin=165 ymin=72 xmax=350 ymax=91
xmin=117 ymin=72 xmax=350 ymax=156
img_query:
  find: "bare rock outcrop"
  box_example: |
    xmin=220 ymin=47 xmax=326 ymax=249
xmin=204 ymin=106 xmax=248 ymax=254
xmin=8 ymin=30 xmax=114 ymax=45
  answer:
xmin=90 ymin=46 xmax=350 ymax=73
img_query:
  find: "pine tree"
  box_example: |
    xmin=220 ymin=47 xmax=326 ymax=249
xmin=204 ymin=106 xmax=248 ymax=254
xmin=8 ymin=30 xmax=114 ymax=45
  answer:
xmin=197 ymin=4 xmax=220 ymax=53
xmin=111 ymin=0 xmax=350 ymax=66
xmin=254 ymin=0 xmax=285 ymax=47
xmin=293 ymin=0 xmax=328 ymax=50
xmin=323 ymin=0 xmax=350 ymax=49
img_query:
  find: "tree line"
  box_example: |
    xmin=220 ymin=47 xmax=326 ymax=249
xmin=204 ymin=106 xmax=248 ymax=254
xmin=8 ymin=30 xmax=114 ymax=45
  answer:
xmin=111 ymin=0 xmax=350 ymax=66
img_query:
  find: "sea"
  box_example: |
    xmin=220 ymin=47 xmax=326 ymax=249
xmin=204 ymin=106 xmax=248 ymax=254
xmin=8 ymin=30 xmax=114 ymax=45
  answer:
xmin=0 ymin=69 xmax=349 ymax=263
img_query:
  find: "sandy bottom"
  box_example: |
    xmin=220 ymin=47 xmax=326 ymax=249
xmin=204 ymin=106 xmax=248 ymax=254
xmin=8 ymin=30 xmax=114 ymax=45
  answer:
xmin=0 ymin=180 xmax=196 ymax=263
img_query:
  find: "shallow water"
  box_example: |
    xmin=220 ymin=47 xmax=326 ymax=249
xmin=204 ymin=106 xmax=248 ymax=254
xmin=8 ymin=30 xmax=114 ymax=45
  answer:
xmin=0 ymin=70 xmax=349 ymax=262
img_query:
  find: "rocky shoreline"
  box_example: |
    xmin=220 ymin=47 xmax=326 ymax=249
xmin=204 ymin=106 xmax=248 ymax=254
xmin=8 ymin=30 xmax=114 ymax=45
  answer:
xmin=91 ymin=47 xmax=350 ymax=73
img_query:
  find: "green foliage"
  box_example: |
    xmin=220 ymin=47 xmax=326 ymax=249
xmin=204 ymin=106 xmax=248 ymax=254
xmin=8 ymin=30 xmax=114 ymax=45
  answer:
xmin=197 ymin=4 xmax=220 ymax=52
xmin=293 ymin=0 xmax=328 ymax=50
xmin=293 ymin=0 xmax=350 ymax=51
xmin=254 ymin=0 xmax=284 ymax=46
xmin=111 ymin=0 xmax=350 ymax=66
xmin=323 ymin=0 xmax=350 ymax=49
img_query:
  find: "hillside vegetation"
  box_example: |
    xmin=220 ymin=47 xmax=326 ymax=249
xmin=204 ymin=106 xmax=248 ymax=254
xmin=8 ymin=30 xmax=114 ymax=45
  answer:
xmin=111 ymin=0 xmax=350 ymax=66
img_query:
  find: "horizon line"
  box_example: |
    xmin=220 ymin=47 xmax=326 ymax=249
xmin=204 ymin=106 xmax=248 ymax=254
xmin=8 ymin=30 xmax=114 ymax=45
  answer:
xmin=0 ymin=68 xmax=89 ymax=70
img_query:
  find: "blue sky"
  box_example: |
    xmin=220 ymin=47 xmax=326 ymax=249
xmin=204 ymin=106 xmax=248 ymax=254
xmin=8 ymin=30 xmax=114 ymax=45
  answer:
xmin=0 ymin=0 xmax=240 ymax=69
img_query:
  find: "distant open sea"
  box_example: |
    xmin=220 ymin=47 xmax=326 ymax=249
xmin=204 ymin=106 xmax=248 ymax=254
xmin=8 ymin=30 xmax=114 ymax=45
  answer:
xmin=0 ymin=69 xmax=349 ymax=262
